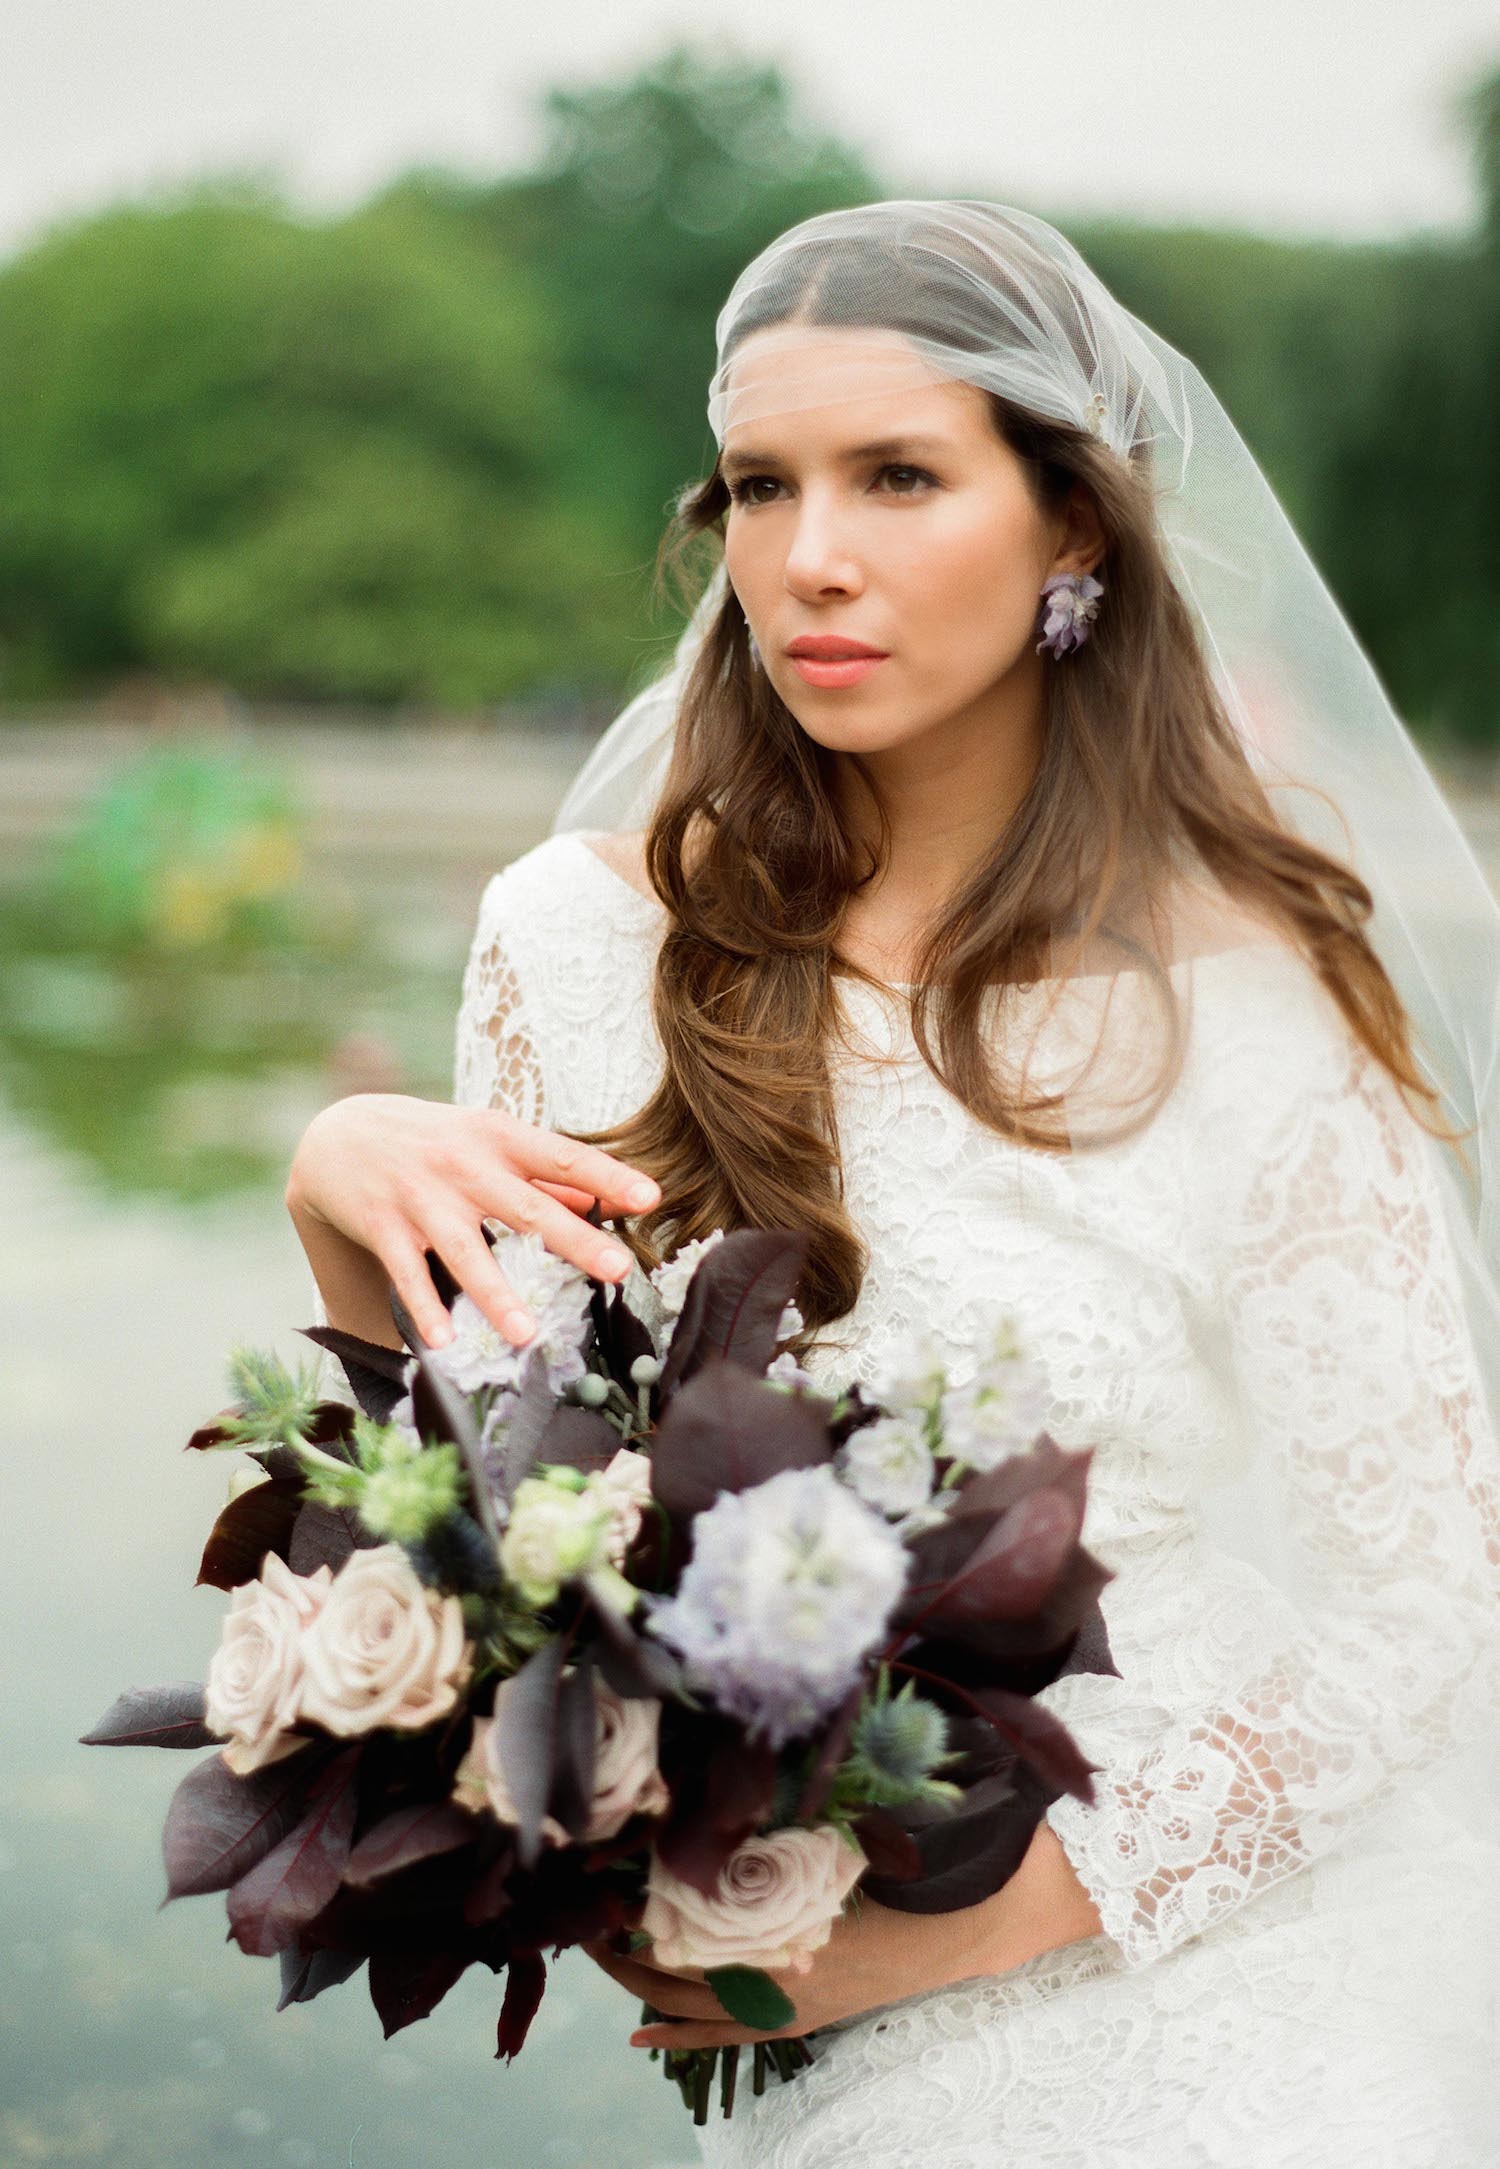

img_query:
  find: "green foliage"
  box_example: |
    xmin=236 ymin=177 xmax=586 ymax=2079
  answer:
xmin=38 ymin=735 xmax=308 ymax=952
xmin=297 ymin=1412 xmax=463 ymax=1546
xmin=219 ymin=1346 xmax=326 ymax=1449
xmin=0 ymin=185 xmax=628 ymax=705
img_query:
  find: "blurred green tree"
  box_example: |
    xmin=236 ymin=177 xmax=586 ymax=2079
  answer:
xmin=0 ymin=186 xmax=631 ymax=705
xmin=408 ymin=41 xmax=883 ymax=675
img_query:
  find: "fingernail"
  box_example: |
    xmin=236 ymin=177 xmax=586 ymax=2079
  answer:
xmin=503 ymin=1310 xmax=533 ymax=1343
xmin=603 ymin=1246 xmax=631 ymax=1275
xmin=431 ymin=1321 xmax=453 ymax=1346
xmin=627 ymin=1180 xmax=658 ymax=1208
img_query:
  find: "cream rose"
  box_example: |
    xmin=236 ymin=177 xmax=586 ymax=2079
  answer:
xmin=296 ymin=1543 xmax=470 ymax=1736
xmin=585 ymin=1676 xmax=670 ymax=1837
xmin=204 ymin=1554 xmax=333 ymax=1776
xmin=453 ymin=1671 xmax=669 ymax=1844
xmin=641 ymin=1824 xmax=866 ymax=1974
xmin=596 ymin=1448 xmax=654 ymax=1569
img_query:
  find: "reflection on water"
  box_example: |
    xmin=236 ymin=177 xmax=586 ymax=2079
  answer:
xmin=0 ymin=774 xmax=693 ymax=2166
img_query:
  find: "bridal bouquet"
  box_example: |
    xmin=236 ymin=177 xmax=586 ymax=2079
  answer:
xmin=82 ymin=1222 xmax=1118 ymax=2124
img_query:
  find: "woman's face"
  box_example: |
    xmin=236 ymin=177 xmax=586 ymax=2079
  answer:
xmin=721 ymin=330 xmax=1097 ymax=763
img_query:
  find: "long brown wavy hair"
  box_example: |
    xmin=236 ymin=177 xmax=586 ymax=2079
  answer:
xmin=566 ymin=236 xmax=1471 ymax=1370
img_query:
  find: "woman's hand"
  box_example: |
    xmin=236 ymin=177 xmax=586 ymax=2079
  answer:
xmin=584 ymin=1818 xmax=1106 ymax=2050
xmin=284 ymin=1092 xmax=660 ymax=1350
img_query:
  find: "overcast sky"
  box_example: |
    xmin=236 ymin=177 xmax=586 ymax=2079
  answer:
xmin=4 ymin=0 xmax=1497 ymax=263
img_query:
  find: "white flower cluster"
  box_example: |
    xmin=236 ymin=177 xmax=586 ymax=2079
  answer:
xmin=836 ymin=1313 xmax=1052 ymax=1525
xmin=644 ymin=1463 xmax=909 ymax=1747
xmin=498 ymin=1448 xmax=652 ymax=1611
xmin=431 ymin=1228 xmax=593 ymax=1400
xmin=941 ymin=1314 xmax=1051 ymax=1473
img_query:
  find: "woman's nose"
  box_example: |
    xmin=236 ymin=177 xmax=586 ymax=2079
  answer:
xmin=783 ymin=497 xmax=862 ymax=594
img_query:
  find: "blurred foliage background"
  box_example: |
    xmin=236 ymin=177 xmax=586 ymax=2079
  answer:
xmin=2 ymin=42 xmax=1498 ymax=742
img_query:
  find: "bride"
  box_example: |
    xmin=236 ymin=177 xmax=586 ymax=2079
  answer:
xmin=287 ymin=203 xmax=1500 ymax=2164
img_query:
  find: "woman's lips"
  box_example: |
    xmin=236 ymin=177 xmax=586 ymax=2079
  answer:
xmin=787 ymin=653 xmax=889 ymax=688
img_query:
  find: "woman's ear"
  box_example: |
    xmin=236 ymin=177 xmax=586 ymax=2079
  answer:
xmin=1051 ymin=481 xmax=1108 ymax=580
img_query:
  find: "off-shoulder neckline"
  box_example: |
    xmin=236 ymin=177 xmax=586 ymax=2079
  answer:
xmin=558 ymin=827 xmax=1293 ymax=996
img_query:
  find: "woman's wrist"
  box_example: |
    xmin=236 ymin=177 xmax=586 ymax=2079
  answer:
xmin=288 ymin=1192 xmax=405 ymax=1350
xmin=936 ymin=1819 xmax=1105 ymax=1989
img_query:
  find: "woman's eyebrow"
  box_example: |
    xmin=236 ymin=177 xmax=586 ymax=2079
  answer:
xmin=720 ymin=434 xmax=951 ymax=481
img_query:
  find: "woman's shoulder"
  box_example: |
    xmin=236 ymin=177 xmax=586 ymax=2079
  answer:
xmin=466 ymin=830 xmax=666 ymax=1005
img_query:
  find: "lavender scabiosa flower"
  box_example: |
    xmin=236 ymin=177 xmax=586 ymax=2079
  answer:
xmin=430 ymin=1229 xmax=591 ymax=1397
xmin=644 ymin=1464 xmax=909 ymax=1747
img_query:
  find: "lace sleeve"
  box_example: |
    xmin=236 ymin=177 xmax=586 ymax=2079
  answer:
xmin=452 ymin=870 xmax=551 ymax=1125
xmin=1044 ymin=1023 xmax=1500 ymax=1971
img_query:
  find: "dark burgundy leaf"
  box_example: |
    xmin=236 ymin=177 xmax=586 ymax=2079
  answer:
xmin=462 ymin=1848 xmax=516 ymax=1928
xmin=656 ymin=1229 xmax=809 ymax=1401
xmin=902 ymin=1547 xmax=1116 ymax=1666
xmin=288 ymin=1499 xmax=377 ymax=1575
xmin=494 ymin=1637 xmax=567 ymax=1870
xmin=850 ymin=1810 xmax=924 ymax=1882
xmin=226 ymin=1749 xmax=362 ymax=1956
xmin=904 ymin=1488 xmax=1080 ymax=1637
xmin=902 ymin=1440 xmax=1082 ymax=1587
xmin=387 ymin=1250 xmax=462 ymax=1355
xmin=80 ymin=1682 xmax=216 ymax=1751
xmin=495 ymin=1950 xmax=547 ymax=2062
xmin=861 ymin=1769 xmax=1042 ymax=1914
xmin=792 ymin=1685 xmax=864 ymax=1824
xmin=299 ymin=1326 xmax=412 ymax=1383
xmin=409 ymin=1346 xmax=501 ymax=1553
xmin=491 ymin=1345 xmax=560 ymax=1508
xmin=944 ymin=1685 xmax=1106 ymax=1807
xmin=277 ymin=1945 xmax=365 ymax=2009
xmin=196 ymin=1478 xmax=304 ymax=1592
xmin=588 ymin=1268 xmax=657 ymax=1393
xmin=344 ymin=1803 xmax=481 ymax=1888
xmin=649 ymin=1355 xmax=832 ymax=1522
xmin=549 ymin=1659 xmax=598 ymax=1842
xmin=589 ymin=1600 xmax=683 ymax=1701
xmin=656 ymin=1729 xmax=777 ymax=1896
xmin=531 ymin=1403 xmax=620 ymax=1477
xmin=185 ymin=1410 xmax=240 ymax=1452
xmin=299 ymin=1325 xmax=413 ymax=1423
xmin=368 ymin=1948 xmax=471 ymax=2037
xmin=163 ymin=1746 xmax=328 ymax=1900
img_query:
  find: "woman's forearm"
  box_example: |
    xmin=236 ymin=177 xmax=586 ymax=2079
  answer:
xmin=287 ymin=1195 xmax=407 ymax=1351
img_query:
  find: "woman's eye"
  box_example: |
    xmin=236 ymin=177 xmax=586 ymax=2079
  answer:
xmin=880 ymin=464 xmax=936 ymax=495
xmin=727 ymin=463 xmax=937 ymax=508
xmin=728 ymin=475 xmax=780 ymax=507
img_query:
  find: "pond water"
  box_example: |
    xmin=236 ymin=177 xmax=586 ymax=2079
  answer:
xmin=0 ymin=779 xmax=696 ymax=2169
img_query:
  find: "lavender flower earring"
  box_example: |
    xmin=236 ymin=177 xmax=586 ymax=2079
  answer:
xmin=1035 ymin=570 xmax=1104 ymax=657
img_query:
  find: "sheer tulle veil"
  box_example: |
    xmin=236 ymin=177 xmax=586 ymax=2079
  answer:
xmin=547 ymin=200 xmax=1500 ymax=1852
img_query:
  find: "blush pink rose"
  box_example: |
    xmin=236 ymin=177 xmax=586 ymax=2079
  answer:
xmin=204 ymin=1554 xmax=333 ymax=1776
xmin=453 ymin=1671 xmax=668 ymax=1844
xmin=296 ymin=1543 xmax=470 ymax=1736
xmin=641 ymin=1824 xmax=867 ymax=1973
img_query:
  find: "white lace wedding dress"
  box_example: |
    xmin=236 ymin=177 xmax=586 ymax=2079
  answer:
xmin=450 ymin=829 xmax=1500 ymax=2169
